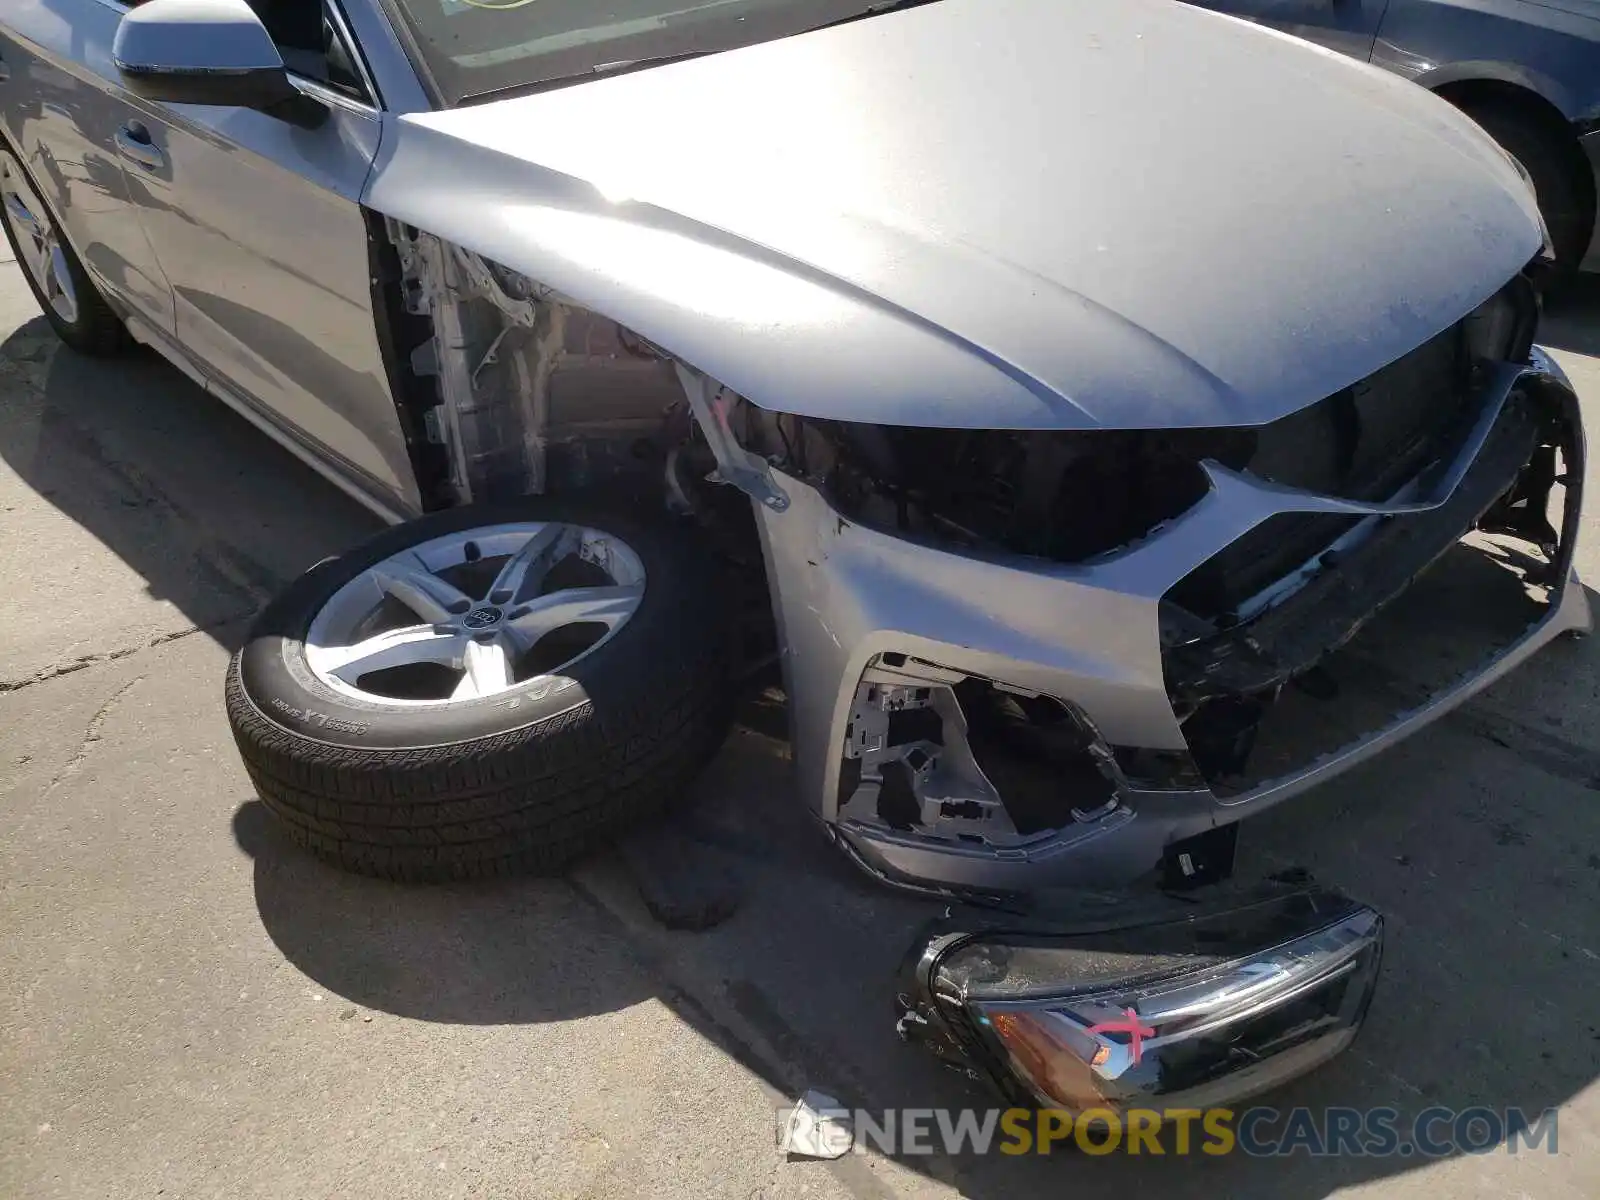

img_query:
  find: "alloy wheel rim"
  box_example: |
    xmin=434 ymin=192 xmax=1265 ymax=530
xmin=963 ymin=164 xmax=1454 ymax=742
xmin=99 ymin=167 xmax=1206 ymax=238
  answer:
xmin=0 ymin=153 xmax=78 ymax=326
xmin=304 ymin=522 xmax=647 ymax=707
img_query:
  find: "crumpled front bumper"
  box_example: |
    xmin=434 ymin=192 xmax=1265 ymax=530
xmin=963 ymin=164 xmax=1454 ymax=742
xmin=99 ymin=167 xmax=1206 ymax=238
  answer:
xmin=753 ymin=352 xmax=1589 ymax=895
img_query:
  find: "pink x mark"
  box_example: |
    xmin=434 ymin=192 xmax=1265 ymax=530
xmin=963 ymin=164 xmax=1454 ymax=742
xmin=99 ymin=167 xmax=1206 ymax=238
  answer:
xmin=1084 ymin=1006 xmax=1158 ymax=1064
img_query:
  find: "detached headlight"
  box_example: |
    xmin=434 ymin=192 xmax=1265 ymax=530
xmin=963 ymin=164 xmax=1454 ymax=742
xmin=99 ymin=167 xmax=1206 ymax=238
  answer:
xmin=899 ymin=885 xmax=1382 ymax=1116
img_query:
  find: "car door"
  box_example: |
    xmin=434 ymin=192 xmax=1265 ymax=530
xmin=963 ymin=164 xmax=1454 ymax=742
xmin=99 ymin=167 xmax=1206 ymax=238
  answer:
xmin=0 ymin=0 xmax=174 ymax=332
xmin=1193 ymin=0 xmax=1393 ymax=59
xmin=111 ymin=0 xmax=420 ymax=515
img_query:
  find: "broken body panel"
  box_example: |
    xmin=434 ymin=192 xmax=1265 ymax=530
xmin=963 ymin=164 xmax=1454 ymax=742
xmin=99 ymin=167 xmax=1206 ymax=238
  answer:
xmin=344 ymin=0 xmax=1586 ymax=1113
xmin=374 ymin=219 xmax=1583 ymax=1112
xmin=750 ymin=349 xmax=1587 ymax=893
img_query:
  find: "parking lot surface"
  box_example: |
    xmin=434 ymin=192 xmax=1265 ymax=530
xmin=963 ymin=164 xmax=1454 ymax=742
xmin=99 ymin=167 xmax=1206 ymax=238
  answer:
xmin=3 ymin=251 xmax=1600 ymax=1199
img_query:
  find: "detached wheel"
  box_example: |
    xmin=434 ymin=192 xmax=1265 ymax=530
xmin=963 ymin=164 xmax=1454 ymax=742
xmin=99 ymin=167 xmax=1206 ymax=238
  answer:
xmin=226 ymin=499 xmax=735 ymax=882
xmin=0 ymin=150 xmax=127 ymax=355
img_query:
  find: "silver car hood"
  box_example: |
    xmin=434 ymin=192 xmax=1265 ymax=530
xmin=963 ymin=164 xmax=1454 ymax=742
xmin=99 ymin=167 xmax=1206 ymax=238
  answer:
xmin=367 ymin=0 xmax=1543 ymax=430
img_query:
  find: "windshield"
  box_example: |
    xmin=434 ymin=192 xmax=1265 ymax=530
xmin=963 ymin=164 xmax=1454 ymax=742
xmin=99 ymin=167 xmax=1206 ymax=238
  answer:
xmin=384 ymin=0 xmax=916 ymax=106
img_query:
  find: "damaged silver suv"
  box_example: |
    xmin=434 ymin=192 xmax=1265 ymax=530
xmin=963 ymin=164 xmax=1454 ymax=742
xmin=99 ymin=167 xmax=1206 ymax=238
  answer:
xmin=0 ymin=0 xmax=1584 ymax=1116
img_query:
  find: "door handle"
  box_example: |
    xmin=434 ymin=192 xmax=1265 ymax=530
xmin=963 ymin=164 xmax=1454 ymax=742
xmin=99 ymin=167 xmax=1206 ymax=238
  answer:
xmin=115 ymin=123 xmax=165 ymax=172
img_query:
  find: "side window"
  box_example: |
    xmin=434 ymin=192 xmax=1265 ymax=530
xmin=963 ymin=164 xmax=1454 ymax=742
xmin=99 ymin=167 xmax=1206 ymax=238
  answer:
xmin=323 ymin=18 xmax=368 ymax=99
xmin=250 ymin=1 xmax=373 ymax=104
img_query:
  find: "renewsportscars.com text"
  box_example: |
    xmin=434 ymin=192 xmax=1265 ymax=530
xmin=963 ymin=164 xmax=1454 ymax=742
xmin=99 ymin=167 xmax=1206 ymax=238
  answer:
xmin=782 ymin=1105 xmax=1560 ymax=1157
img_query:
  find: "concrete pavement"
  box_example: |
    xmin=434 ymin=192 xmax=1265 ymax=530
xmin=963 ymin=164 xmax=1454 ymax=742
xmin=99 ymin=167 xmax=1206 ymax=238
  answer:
xmin=2 ymin=258 xmax=1599 ymax=1199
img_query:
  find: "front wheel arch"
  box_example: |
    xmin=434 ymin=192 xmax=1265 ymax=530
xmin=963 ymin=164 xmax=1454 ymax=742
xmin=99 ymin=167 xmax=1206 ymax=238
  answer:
xmin=0 ymin=142 xmax=129 ymax=355
xmin=1432 ymin=79 xmax=1596 ymax=271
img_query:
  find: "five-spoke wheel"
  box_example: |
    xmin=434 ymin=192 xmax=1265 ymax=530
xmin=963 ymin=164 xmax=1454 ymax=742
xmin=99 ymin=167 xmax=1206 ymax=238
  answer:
xmin=226 ymin=499 xmax=734 ymax=882
xmin=0 ymin=149 xmax=126 ymax=354
xmin=303 ymin=522 xmax=647 ymax=706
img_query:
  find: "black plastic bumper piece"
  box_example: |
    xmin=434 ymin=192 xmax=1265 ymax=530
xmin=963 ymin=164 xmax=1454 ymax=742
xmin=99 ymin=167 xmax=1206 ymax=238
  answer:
xmin=1164 ymin=397 xmax=1542 ymax=705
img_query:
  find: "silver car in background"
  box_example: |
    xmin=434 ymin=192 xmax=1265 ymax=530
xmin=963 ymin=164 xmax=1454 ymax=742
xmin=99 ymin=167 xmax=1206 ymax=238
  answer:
xmin=0 ymin=0 xmax=1583 ymax=1110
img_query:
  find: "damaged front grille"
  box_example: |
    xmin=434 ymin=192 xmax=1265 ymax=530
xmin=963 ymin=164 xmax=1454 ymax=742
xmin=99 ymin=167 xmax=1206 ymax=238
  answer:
xmin=792 ymin=274 xmax=1553 ymax=816
xmin=1165 ymin=385 xmax=1575 ymax=793
xmin=806 ymin=279 xmax=1536 ymax=572
xmin=1164 ymin=394 xmax=1544 ymax=709
xmin=820 ymin=424 xmax=1240 ymax=561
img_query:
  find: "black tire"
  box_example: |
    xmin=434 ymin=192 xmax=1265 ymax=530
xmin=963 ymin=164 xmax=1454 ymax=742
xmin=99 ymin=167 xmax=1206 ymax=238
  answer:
xmin=1457 ymin=102 xmax=1591 ymax=277
xmin=225 ymin=498 xmax=737 ymax=882
xmin=0 ymin=150 xmax=128 ymax=356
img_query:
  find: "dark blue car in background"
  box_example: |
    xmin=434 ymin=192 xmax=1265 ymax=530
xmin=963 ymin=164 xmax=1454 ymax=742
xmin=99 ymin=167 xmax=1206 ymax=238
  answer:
xmin=1193 ymin=0 xmax=1600 ymax=276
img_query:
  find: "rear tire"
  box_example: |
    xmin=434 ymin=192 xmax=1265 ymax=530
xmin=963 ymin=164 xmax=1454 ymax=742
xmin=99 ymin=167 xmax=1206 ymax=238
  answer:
xmin=1456 ymin=102 xmax=1591 ymax=278
xmin=226 ymin=498 xmax=737 ymax=882
xmin=0 ymin=150 xmax=128 ymax=356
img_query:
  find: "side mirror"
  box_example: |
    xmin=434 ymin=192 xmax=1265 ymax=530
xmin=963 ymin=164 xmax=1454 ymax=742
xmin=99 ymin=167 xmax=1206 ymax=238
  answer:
xmin=113 ymin=0 xmax=325 ymax=127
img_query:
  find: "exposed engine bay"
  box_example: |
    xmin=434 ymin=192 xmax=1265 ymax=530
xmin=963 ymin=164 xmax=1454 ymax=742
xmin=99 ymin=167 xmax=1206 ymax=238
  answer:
xmin=263 ymin=217 xmax=1582 ymax=1116
xmin=383 ymin=221 xmax=688 ymax=508
xmin=379 ymin=222 xmax=1584 ymax=897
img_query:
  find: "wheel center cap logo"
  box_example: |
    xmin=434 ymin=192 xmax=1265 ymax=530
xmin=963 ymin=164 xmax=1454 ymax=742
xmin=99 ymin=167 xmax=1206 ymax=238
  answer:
xmin=463 ymin=606 xmax=503 ymax=630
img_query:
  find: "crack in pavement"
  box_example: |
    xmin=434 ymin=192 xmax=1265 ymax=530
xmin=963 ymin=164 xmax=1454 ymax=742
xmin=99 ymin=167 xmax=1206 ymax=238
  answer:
xmin=0 ymin=615 xmax=253 ymax=694
xmin=1337 ymin=652 xmax=1600 ymax=792
xmin=46 ymin=674 xmax=145 ymax=792
xmin=26 ymin=403 xmax=287 ymax=604
xmin=2 ymin=351 xmax=299 ymax=653
xmin=1447 ymin=701 xmax=1600 ymax=792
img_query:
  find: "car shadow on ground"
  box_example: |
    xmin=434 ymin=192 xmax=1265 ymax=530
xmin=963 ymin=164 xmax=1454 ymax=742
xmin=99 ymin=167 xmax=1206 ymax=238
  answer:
xmin=0 ymin=316 xmax=382 ymax=658
xmin=234 ymin=596 xmax=1600 ymax=1197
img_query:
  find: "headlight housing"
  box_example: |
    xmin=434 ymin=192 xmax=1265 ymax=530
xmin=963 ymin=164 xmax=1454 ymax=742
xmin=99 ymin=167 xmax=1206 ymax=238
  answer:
xmin=898 ymin=883 xmax=1382 ymax=1116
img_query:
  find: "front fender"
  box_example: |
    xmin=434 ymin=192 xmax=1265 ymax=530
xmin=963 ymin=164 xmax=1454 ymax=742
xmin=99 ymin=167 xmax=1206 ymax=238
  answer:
xmin=363 ymin=117 xmax=1070 ymax=431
